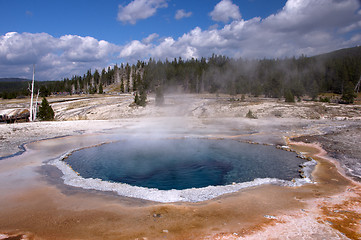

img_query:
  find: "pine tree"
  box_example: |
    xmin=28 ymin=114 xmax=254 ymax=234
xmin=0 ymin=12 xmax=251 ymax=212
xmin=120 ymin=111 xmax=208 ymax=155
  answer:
xmin=341 ymin=81 xmax=356 ymax=104
xmin=93 ymin=70 xmax=100 ymax=85
xmin=284 ymin=89 xmax=295 ymax=102
xmin=139 ymin=89 xmax=147 ymax=106
xmin=126 ymin=63 xmax=131 ymax=92
xmin=98 ymin=84 xmax=103 ymax=94
xmin=120 ymin=79 xmax=124 ymax=93
xmin=127 ymin=78 xmax=131 ymax=92
xmin=134 ymin=88 xmax=147 ymax=106
xmin=38 ymin=97 xmax=54 ymax=121
xmin=134 ymin=92 xmax=139 ymax=105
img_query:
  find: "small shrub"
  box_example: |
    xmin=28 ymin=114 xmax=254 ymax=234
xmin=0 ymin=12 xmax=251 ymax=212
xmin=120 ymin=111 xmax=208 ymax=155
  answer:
xmin=134 ymin=90 xmax=147 ymax=106
xmin=246 ymin=109 xmax=257 ymax=119
xmin=319 ymin=96 xmax=330 ymax=103
xmin=284 ymin=90 xmax=295 ymax=103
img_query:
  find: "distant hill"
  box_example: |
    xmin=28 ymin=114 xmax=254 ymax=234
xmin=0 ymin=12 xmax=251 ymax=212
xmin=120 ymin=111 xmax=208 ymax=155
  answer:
xmin=0 ymin=78 xmax=32 ymax=96
xmin=0 ymin=78 xmax=45 ymax=99
xmin=0 ymin=78 xmax=31 ymax=82
xmin=314 ymin=46 xmax=361 ymax=60
xmin=0 ymin=77 xmax=59 ymax=99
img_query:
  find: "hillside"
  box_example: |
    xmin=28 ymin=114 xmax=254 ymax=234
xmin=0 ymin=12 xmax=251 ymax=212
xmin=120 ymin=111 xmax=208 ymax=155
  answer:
xmin=0 ymin=78 xmax=31 ymax=82
xmin=0 ymin=78 xmax=31 ymax=98
xmin=0 ymin=78 xmax=58 ymax=99
xmin=315 ymin=46 xmax=361 ymax=60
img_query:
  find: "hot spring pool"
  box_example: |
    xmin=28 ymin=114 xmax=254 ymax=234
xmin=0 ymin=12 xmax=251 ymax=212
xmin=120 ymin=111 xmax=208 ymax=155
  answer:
xmin=57 ymin=138 xmax=314 ymax=201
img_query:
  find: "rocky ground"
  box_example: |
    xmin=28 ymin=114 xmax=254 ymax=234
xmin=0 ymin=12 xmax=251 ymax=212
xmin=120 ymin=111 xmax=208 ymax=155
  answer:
xmin=44 ymin=93 xmax=361 ymax=120
xmin=293 ymin=126 xmax=361 ymax=181
xmin=2 ymin=93 xmax=361 ymax=120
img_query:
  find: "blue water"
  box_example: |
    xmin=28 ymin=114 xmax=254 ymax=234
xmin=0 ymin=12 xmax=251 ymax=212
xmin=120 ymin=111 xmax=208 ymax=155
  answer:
xmin=64 ymin=138 xmax=303 ymax=190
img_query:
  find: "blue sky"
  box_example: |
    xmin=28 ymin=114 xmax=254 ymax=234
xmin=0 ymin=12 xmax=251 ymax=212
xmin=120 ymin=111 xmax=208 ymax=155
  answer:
xmin=0 ymin=0 xmax=360 ymax=80
xmin=0 ymin=0 xmax=287 ymax=44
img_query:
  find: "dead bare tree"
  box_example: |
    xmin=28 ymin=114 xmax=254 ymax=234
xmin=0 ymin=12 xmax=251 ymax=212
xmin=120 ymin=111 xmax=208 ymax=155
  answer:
xmin=33 ymin=89 xmax=40 ymax=121
xmin=29 ymin=64 xmax=35 ymax=122
xmin=355 ymin=75 xmax=361 ymax=93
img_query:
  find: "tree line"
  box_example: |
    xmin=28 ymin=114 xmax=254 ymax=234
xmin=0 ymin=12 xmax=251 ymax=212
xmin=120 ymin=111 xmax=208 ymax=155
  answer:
xmin=1 ymin=46 xmax=360 ymax=104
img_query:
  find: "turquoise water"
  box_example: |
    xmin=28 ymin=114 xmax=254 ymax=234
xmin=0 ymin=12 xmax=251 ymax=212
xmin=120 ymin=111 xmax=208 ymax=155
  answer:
xmin=64 ymin=138 xmax=303 ymax=190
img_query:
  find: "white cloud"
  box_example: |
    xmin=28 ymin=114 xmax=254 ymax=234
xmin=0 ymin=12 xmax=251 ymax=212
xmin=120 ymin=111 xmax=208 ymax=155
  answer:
xmin=263 ymin=0 xmax=360 ymax=33
xmin=0 ymin=32 xmax=118 ymax=80
xmin=119 ymin=40 xmax=151 ymax=60
xmin=118 ymin=0 xmax=361 ymax=61
xmin=342 ymin=33 xmax=361 ymax=46
xmin=339 ymin=20 xmax=361 ymax=33
xmin=209 ymin=0 xmax=241 ymax=23
xmin=175 ymin=9 xmax=192 ymax=20
xmin=119 ymin=36 xmax=199 ymax=62
xmin=59 ymin=35 xmax=115 ymax=62
xmin=1 ymin=0 xmax=361 ymax=81
xmin=142 ymin=33 xmax=159 ymax=44
xmin=117 ymin=0 xmax=168 ymax=24
xmin=0 ymin=32 xmax=57 ymax=65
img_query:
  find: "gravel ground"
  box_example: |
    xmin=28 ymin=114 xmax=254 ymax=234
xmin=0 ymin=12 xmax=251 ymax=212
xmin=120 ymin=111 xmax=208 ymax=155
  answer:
xmin=292 ymin=124 xmax=361 ymax=181
xmin=0 ymin=120 xmax=127 ymax=158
